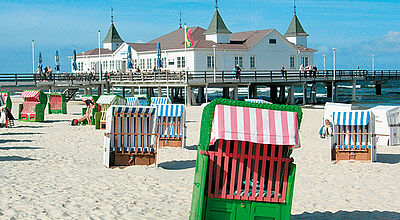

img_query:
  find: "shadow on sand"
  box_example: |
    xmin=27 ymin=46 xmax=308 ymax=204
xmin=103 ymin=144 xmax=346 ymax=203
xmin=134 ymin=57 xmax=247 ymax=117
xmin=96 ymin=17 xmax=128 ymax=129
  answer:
xmin=376 ymin=153 xmax=400 ymax=164
xmin=0 ymin=139 xmax=33 ymax=144
xmin=0 ymin=156 xmax=36 ymax=162
xmin=0 ymin=146 xmax=42 ymax=150
xmin=292 ymin=210 xmax=400 ymax=219
xmin=159 ymin=160 xmax=196 ymax=170
xmin=185 ymin=145 xmax=198 ymax=151
xmin=0 ymin=132 xmax=43 ymax=135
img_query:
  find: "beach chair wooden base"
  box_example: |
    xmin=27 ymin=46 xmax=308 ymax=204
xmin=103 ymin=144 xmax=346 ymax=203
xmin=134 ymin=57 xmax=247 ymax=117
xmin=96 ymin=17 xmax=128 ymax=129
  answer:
xmin=159 ymin=139 xmax=182 ymax=148
xmin=331 ymin=148 xmax=372 ymax=161
xmin=110 ymin=152 xmax=157 ymax=166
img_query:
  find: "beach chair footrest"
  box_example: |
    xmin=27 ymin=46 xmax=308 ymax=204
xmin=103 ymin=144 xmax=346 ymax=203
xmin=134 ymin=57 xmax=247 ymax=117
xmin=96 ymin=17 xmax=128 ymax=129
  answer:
xmin=110 ymin=152 xmax=156 ymax=166
xmin=159 ymin=139 xmax=183 ymax=148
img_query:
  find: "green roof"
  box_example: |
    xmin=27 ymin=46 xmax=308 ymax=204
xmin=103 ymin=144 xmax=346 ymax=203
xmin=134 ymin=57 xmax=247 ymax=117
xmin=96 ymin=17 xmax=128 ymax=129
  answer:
xmin=284 ymin=13 xmax=309 ymax=37
xmin=203 ymin=9 xmax=231 ymax=35
xmin=103 ymin=22 xmax=124 ymax=43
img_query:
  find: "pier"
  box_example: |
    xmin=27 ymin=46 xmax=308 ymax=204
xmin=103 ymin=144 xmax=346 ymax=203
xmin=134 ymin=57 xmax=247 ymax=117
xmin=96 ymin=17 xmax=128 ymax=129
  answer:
xmin=1 ymin=70 xmax=399 ymax=105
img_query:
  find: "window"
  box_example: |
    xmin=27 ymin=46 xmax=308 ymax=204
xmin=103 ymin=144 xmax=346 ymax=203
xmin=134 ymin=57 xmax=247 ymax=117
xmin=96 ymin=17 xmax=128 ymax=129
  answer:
xmin=162 ymin=58 xmax=166 ymax=68
xmin=133 ymin=59 xmax=137 ymax=68
xmin=147 ymin=58 xmax=151 ymax=69
xmin=250 ymin=56 xmax=256 ymax=69
xmin=139 ymin=59 xmax=145 ymax=69
xmin=234 ymin=56 xmax=243 ymax=68
xmin=168 ymin=59 xmax=175 ymax=66
xmin=289 ymin=56 xmax=295 ymax=69
xmin=269 ymin=39 xmax=277 ymax=44
xmin=301 ymin=56 xmax=309 ymax=67
xmin=154 ymin=58 xmax=157 ymax=68
xmin=207 ymin=55 xmax=215 ymax=69
xmin=177 ymin=57 xmax=186 ymax=68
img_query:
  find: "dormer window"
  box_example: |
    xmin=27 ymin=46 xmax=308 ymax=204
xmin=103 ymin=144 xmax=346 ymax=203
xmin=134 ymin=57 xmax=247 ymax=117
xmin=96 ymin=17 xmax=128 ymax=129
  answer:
xmin=269 ymin=39 xmax=277 ymax=44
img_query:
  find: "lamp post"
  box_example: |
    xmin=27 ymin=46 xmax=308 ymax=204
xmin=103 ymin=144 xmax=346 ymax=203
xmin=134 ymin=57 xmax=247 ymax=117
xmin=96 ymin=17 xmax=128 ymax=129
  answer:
xmin=332 ymin=48 xmax=336 ymax=102
xmin=372 ymin=55 xmax=375 ymax=73
xmin=32 ymin=40 xmax=35 ymax=74
xmin=212 ymin=45 xmax=217 ymax=82
xmin=323 ymin=53 xmax=326 ymax=71
xmin=98 ymin=30 xmax=101 ymax=80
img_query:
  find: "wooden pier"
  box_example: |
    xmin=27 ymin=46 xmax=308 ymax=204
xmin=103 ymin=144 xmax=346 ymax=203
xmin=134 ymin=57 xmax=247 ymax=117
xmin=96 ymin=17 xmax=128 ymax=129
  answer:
xmin=1 ymin=70 xmax=399 ymax=105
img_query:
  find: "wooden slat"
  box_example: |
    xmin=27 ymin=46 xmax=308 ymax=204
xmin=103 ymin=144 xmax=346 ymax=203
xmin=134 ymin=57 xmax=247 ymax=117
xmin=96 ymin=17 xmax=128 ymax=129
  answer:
xmin=221 ymin=140 xmax=230 ymax=198
xmin=257 ymin=144 xmax=268 ymax=202
xmin=214 ymin=140 xmax=223 ymax=197
xmin=265 ymin=145 xmax=275 ymax=202
xmin=243 ymin=142 xmax=253 ymax=200
xmin=280 ymin=156 xmax=290 ymax=203
xmin=273 ymin=145 xmax=283 ymax=203
xmin=228 ymin=140 xmax=238 ymax=199
xmin=250 ymin=143 xmax=261 ymax=200
xmin=235 ymin=141 xmax=246 ymax=200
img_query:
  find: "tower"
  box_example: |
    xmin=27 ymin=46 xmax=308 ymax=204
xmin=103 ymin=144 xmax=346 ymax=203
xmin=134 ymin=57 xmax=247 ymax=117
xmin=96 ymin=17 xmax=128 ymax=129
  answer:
xmin=284 ymin=1 xmax=309 ymax=47
xmin=203 ymin=1 xmax=231 ymax=44
xmin=103 ymin=8 xmax=124 ymax=51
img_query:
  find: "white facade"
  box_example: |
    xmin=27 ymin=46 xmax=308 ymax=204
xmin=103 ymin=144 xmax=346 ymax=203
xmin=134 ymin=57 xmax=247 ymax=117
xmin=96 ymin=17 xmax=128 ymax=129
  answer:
xmin=286 ymin=36 xmax=307 ymax=47
xmin=74 ymin=29 xmax=315 ymax=74
xmin=205 ymin=34 xmax=230 ymax=44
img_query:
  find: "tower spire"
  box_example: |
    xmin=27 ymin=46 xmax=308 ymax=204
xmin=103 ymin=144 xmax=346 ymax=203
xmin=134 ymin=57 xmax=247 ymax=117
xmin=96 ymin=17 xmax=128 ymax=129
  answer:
xmin=111 ymin=7 xmax=114 ymax=23
xmin=215 ymin=0 xmax=218 ymax=10
xmin=294 ymin=0 xmax=296 ymax=14
xmin=179 ymin=11 xmax=182 ymax=28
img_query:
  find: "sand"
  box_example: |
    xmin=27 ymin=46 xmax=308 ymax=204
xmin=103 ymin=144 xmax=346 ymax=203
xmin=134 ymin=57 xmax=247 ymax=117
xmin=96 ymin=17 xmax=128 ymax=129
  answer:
xmin=0 ymin=99 xmax=399 ymax=219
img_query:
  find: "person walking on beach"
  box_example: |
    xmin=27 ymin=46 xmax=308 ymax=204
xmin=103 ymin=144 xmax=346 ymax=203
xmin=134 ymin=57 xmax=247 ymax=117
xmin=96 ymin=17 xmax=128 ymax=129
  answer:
xmin=281 ymin=64 xmax=287 ymax=78
xmin=235 ymin=64 xmax=241 ymax=80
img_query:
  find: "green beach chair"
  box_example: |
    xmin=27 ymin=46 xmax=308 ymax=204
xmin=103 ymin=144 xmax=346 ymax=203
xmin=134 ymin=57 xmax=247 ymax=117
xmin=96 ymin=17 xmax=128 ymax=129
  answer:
xmin=190 ymin=99 xmax=303 ymax=220
xmin=47 ymin=93 xmax=67 ymax=114
xmin=95 ymin=94 xmax=127 ymax=130
xmin=0 ymin=91 xmax=12 ymax=110
xmin=19 ymin=90 xmax=47 ymax=122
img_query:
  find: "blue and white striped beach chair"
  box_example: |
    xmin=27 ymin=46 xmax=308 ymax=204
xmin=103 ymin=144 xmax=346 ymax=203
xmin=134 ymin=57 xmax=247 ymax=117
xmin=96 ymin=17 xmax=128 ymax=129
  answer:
xmin=126 ymin=97 xmax=140 ymax=106
xmin=151 ymin=104 xmax=186 ymax=148
xmin=151 ymin=97 xmax=171 ymax=105
xmin=244 ymin=99 xmax=271 ymax=104
xmin=103 ymin=105 xmax=159 ymax=167
xmin=331 ymin=110 xmax=376 ymax=161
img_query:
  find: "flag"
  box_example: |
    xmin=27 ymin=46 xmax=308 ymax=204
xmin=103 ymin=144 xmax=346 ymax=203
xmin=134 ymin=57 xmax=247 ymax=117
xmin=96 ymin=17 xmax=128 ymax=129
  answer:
xmin=184 ymin=25 xmax=194 ymax=48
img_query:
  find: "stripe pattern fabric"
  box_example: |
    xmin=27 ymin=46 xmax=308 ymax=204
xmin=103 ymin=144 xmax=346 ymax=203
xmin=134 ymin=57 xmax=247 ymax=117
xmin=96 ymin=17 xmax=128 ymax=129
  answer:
xmin=210 ymin=104 xmax=300 ymax=148
xmin=151 ymin=104 xmax=185 ymax=139
xmin=151 ymin=97 xmax=171 ymax=104
xmin=333 ymin=111 xmax=370 ymax=125
xmin=244 ymin=99 xmax=270 ymax=104
xmin=126 ymin=97 xmax=140 ymax=106
xmin=97 ymin=95 xmax=117 ymax=105
xmin=20 ymin=90 xmax=40 ymax=99
xmin=0 ymin=92 xmax=8 ymax=104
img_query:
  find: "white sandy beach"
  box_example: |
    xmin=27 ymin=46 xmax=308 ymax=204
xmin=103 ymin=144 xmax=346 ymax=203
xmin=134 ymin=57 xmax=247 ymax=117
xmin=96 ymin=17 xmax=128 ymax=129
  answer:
xmin=1 ymin=98 xmax=400 ymax=219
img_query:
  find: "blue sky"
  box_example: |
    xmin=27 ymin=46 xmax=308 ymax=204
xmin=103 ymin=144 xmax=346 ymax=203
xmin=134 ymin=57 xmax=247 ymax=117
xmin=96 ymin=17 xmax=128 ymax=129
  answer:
xmin=0 ymin=0 xmax=399 ymax=72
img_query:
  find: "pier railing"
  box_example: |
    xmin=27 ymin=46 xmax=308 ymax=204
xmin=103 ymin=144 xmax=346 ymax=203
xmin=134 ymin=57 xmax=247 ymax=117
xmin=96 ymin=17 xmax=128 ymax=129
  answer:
xmin=1 ymin=70 xmax=400 ymax=87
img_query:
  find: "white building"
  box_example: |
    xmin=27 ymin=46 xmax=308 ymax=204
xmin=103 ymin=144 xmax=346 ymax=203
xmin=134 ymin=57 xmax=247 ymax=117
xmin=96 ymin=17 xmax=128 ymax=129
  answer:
xmin=73 ymin=9 xmax=316 ymax=74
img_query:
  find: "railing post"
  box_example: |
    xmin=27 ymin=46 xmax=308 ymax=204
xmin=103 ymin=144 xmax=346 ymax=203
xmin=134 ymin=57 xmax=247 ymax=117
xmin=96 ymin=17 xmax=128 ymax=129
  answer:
xmin=270 ymin=71 xmax=273 ymax=81
xmin=254 ymin=71 xmax=257 ymax=82
xmin=222 ymin=71 xmax=224 ymax=82
xmin=15 ymin=74 xmax=17 ymax=86
xmin=204 ymin=71 xmax=207 ymax=83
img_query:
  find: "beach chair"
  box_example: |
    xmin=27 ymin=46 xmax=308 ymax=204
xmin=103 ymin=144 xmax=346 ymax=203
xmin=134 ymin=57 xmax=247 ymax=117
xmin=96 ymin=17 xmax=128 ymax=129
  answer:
xmin=331 ymin=110 xmax=376 ymax=161
xmin=386 ymin=107 xmax=400 ymax=146
xmin=369 ymin=106 xmax=398 ymax=146
xmin=81 ymin=95 xmax=99 ymax=125
xmin=244 ymin=99 xmax=271 ymax=104
xmin=190 ymin=99 xmax=302 ymax=220
xmin=95 ymin=94 xmax=126 ymax=130
xmin=47 ymin=93 xmax=67 ymax=114
xmin=103 ymin=105 xmax=158 ymax=167
xmin=152 ymin=104 xmax=186 ymax=148
xmin=0 ymin=91 xmax=12 ymax=110
xmin=19 ymin=90 xmax=47 ymax=122
xmin=126 ymin=97 xmax=140 ymax=106
xmin=151 ymin=97 xmax=171 ymax=105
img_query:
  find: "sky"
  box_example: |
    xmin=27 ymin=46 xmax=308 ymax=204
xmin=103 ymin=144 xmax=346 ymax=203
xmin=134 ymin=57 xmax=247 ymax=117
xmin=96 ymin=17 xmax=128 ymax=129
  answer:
xmin=0 ymin=0 xmax=399 ymax=72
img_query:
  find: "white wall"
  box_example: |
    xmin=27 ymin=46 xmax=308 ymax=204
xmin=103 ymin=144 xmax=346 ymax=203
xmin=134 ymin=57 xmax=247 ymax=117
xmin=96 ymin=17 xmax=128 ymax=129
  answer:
xmin=205 ymin=34 xmax=230 ymax=44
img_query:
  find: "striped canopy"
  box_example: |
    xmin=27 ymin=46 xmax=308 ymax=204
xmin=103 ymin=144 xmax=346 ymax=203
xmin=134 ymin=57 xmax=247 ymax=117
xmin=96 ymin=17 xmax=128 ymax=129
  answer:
xmin=333 ymin=111 xmax=370 ymax=125
xmin=151 ymin=97 xmax=171 ymax=104
xmin=21 ymin=90 xmax=40 ymax=99
xmin=0 ymin=92 xmax=8 ymax=103
xmin=97 ymin=95 xmax=126 ymax=105
xmin=244 ymin=99 xmax=270 ymax=104
xmin=81 ymin=95 xmax=95 ymax=102
xmin=151 ymin=104 xmax=185 ymax=117
xmin=126 ymin=97 xmax=140 ymax=106
xmin=110 ymin=106 xmax=156 ymax=116
xmin=210 ymin=104 xmax=300 ymax=148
